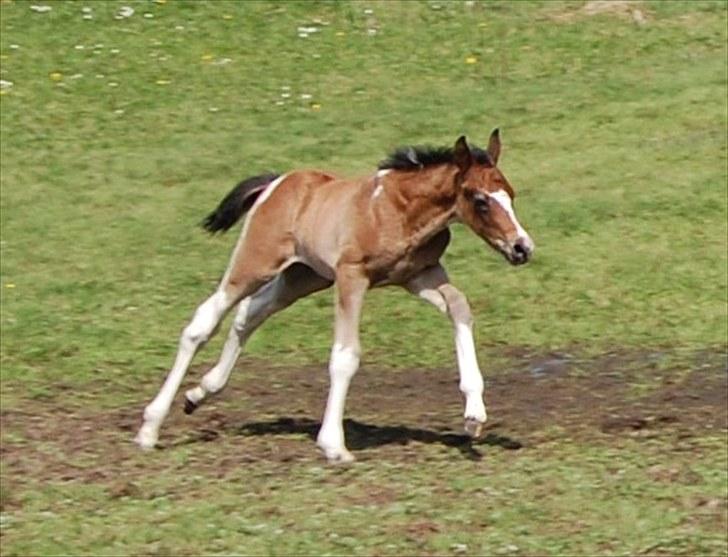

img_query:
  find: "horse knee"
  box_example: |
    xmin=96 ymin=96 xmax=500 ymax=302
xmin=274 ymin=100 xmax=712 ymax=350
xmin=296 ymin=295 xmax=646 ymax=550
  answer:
xmin=440 ymin=285 xmax=472 ymax=327
xmin=329 ymin=343 xmax=360 ymax=381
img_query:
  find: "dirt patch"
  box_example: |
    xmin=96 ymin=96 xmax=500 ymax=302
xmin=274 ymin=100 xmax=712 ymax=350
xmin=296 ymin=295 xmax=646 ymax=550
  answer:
xmin=1 ymin=350 xmax=726 ymax=497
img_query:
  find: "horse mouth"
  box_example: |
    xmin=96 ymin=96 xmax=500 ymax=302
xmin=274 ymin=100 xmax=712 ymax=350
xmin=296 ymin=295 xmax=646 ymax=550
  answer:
xmin=506 ymin=251 xmax=530 ymax=265
xmin=491 ymin=240 xmax=532 ymax=266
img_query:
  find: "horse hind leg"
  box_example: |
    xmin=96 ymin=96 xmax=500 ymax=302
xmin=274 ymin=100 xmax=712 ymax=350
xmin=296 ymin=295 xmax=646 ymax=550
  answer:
xmin=135 ymin=288 xmax=235 ymax=449
xmin=184 ymin=263 xmax=333 ymax=413
xmin=183 ymin=302 xmax=245 ymax=415
xmin=135 ymin=214 xmax=297 ymax=449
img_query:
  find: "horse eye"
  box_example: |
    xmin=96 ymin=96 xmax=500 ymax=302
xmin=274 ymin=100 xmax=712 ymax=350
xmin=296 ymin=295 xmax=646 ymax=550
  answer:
xmin=473 ymin=194 xmax=489 ymax=214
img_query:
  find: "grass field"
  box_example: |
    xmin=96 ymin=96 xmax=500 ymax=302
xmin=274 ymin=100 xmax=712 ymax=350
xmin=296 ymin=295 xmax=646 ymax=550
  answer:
xmin=1 ymin=0 xmax=727 ymax=555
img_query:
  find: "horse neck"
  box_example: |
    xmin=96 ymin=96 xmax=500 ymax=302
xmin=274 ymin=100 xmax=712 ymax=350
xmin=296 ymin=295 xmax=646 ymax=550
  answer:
xmin=388 ymin=164 xmax=458 ymax=242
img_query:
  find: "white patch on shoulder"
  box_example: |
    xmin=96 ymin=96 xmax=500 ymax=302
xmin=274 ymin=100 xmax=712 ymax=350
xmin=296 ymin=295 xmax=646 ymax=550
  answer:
xmin=371 ymin=169 xmax=390 ymax=199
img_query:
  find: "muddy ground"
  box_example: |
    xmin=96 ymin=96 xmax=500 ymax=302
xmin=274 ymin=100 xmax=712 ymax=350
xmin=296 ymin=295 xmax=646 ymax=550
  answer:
xmin=1 ymin=350 xmax=725 ymax=500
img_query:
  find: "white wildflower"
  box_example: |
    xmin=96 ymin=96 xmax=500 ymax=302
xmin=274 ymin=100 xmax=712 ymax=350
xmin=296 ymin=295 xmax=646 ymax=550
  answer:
xmin=0 ymin=80 xmax=13 ymax=90
xmin=117 ymin=6 xmax=134 ymax=18
xmin=144 ymin=13 xmax=154 ymax=19
xmin=281 ymin=92 xmax=291 ymax=99
xmin=212 ymin=57 xmax=232 ymax=66
xmin=30 ymin=5 xmax=52 ymax=13
xmin=297 ymin=25 xmax=319 ymax=38
xmin=9 ymin=45 xmax=20 ymax=50
xmin=364 ymin=8 xmax=373 ymax=15
xmin=81 ymin=6 xmax=92 ymax=13
xmin=367 ymin=28 xmax=378 ymax=36
xmin=83 ymin=14 xmax=92 ymax=20
xmin=75 ymin=45 xmax=85 ymax=50
xmin=300 ymin=93 xmax=312 ymax=100
xmin=110 ymin=49 xmax=120 ymax=54
xmin=70 ymin=73 xmax=83 ymax=79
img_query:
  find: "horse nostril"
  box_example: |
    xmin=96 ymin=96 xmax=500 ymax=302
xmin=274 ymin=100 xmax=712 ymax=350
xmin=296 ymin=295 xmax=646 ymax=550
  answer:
xmin=513 ymin=240 xmax=530 ymax=263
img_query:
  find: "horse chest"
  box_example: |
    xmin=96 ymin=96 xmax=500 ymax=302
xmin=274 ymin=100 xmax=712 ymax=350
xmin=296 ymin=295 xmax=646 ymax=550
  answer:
xmin=367 ymin=228 xmax=451 ymax=286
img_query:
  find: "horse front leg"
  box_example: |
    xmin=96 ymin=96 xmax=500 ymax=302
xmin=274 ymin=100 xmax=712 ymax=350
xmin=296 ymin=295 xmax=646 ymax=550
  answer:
xmin=404 ymin=264 xmax=487 ymax=437
xmin=316 ymin=266 xmax=368 ymax=463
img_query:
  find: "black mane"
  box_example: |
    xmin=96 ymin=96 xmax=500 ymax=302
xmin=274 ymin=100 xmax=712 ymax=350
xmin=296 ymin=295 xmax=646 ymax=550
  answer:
xmin=378 ymin=144 xmax=492 ymax=171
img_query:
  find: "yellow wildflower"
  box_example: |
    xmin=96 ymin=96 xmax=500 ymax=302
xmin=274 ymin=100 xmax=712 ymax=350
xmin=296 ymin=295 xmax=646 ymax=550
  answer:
xmin=49 ymin=71 xmax=63 ymax=81
xmin=465 ymin=56 xmax=477 ymax=64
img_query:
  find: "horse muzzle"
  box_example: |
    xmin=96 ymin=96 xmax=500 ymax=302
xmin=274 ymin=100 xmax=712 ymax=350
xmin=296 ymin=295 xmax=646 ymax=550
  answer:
xmin=504 ymin=236 xmax=534 ymax=266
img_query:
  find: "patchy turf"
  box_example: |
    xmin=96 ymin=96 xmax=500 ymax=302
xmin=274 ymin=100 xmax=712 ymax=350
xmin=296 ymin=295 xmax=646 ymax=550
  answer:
xmin=2 ymin=350 xmax=727 ymax=480
xmin=1 ymin=350 xmax=726 ymax=555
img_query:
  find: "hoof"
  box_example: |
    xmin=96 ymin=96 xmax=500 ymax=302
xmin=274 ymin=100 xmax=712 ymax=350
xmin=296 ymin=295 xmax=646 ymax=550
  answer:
xmin=464 ymin=417 xmax=485 ymax=439
xmin=134 ymin=425 xmax=158 ymax=450
xmin=183 ymin=396 xmax=199 ymax=415
xmin=320 ymin=447 xmax=356 ymax=464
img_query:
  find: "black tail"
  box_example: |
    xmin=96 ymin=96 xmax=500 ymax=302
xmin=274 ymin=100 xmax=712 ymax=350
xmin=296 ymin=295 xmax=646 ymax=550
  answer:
xmin=202 ymin=173 xmax=280 ymax=233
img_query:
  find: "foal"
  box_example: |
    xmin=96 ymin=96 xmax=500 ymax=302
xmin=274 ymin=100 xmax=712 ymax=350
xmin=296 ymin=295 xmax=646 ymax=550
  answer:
xmin=135 ymin=130 xmax=534 ymax=462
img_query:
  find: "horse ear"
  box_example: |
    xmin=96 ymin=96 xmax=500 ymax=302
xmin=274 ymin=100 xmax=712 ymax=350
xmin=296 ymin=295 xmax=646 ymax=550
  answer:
xmin=487 ymin=128 xmax=501 ymax=165
xmin=453 ymin=135 xmax=472 ymax=175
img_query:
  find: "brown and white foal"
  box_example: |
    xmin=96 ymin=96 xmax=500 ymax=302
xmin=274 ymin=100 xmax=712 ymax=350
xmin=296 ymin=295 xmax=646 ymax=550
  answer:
xmin=135 ymin=130 xmax=534 ymax=462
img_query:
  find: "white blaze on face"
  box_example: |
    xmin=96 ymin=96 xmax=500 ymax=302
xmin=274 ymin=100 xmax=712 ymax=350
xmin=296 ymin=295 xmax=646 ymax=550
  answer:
xmin=488 ymin=189 xmax=534 ymax=251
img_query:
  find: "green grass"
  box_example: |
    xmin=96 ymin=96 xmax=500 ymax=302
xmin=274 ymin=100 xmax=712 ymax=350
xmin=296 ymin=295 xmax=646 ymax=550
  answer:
xmin=1 ymin=0 xmax=727 ymax=555
xmin=2 ymin=436 xmax=727 ymax=556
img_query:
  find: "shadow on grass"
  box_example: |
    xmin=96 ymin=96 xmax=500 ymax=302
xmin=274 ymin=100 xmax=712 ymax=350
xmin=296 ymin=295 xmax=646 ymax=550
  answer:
xmin=227 ymin=417 xmax=522 ymax=460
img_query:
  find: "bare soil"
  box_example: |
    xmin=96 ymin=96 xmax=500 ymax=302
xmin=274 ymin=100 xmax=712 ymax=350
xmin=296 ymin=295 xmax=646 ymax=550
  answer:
xmin=1 ymin=350 xmax=726 ymax=502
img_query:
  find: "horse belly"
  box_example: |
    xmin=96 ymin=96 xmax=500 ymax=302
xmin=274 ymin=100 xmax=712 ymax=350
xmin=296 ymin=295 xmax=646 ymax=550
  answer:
xmin=294 ymin=245 xmax=337 ymax=281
